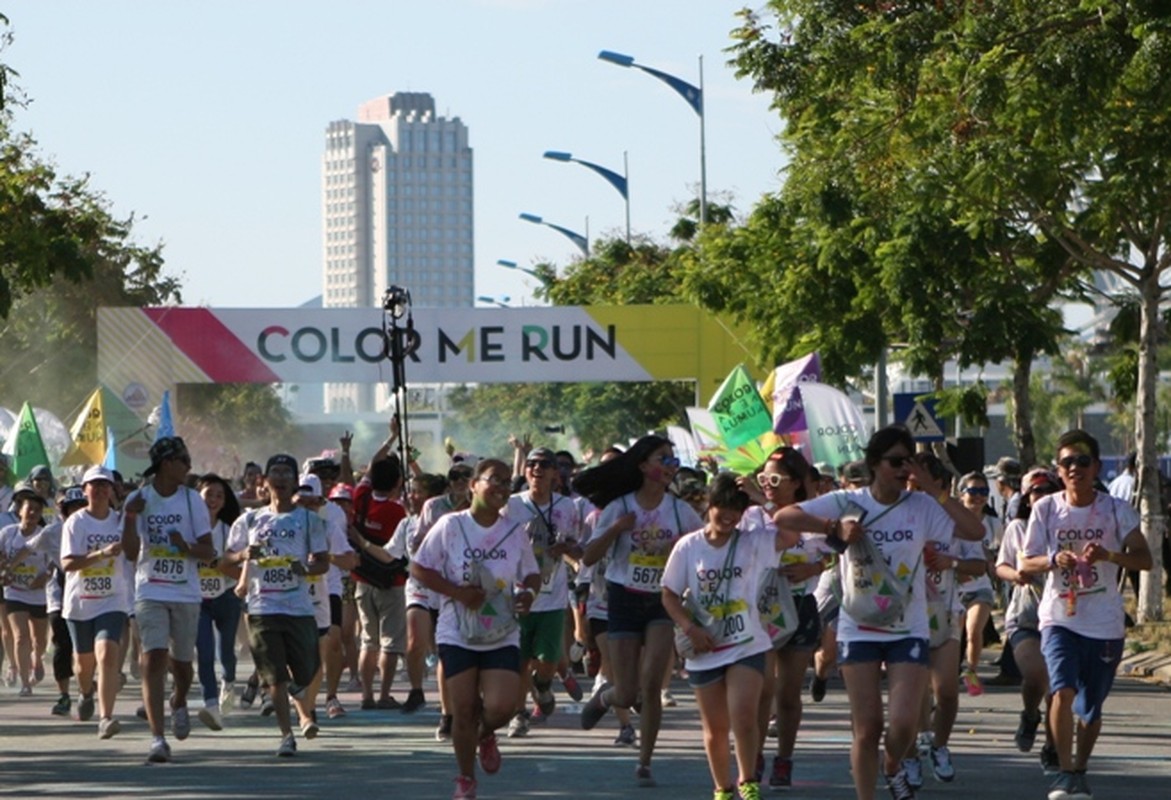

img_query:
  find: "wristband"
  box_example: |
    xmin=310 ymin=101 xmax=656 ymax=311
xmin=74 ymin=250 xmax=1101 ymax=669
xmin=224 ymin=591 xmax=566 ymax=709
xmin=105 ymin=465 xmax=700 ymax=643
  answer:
xmin=1106 ymin=551 xmax=1117 ymax=564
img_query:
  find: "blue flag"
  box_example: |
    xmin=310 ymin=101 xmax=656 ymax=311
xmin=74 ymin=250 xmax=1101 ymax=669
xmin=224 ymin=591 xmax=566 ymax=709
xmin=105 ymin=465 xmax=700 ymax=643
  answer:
xmin=154 ymin=390 xmax=175 ymax=441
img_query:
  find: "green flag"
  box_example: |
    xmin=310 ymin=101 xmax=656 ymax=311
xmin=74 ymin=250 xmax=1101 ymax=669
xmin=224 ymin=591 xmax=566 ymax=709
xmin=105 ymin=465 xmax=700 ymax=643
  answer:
xmin=706 ymin=364 xmax=772 ymax=449
xmin=7 ymin=402 xmax=51 ymax=478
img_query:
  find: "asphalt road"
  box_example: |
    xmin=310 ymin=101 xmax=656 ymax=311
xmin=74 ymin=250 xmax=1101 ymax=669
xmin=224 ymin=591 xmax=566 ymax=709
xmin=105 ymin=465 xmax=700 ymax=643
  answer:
xmin=1 ymin=651 xmax=1169 ymax=799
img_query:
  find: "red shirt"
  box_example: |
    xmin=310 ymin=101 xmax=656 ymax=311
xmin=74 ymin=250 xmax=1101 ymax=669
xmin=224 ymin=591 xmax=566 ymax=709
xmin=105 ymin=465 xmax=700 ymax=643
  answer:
xmin=351 ymin=482 xmax=407 ymax=586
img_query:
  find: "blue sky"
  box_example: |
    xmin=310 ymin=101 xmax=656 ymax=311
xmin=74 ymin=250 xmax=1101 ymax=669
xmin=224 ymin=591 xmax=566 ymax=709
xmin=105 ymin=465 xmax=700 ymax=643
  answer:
xmin=3 ymin=0 xmax=785 ymax=309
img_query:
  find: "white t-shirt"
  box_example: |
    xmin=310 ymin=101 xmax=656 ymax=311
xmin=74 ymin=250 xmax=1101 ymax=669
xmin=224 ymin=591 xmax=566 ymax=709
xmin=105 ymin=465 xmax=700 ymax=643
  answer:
xmin=413 ymin=509 xmax=539 ymax=652
xmin=662 ymin=527 xmax=777 ymax=671
xmin=799 ymin=488 xmax=953 ymax=642
xmin=741 ymin=505 xmax=831 ymax=596
xmin=61 ymin=508 xmax=132 ymax=620
xmin=1023 ymin=491 xmax=1139 ymax=640
xmin=0 ymin=524 xmax=50 ymax=606
xmin=956 ymin=526 xmax=993 ymax=596
xmin=128 ymin=484 xmax=212 ymax=604
xmin=417 ymin=494 xmax=459 ymax=541
xmin=596 ymin=492 xmax=704 ymax=595
xmin=227 ymin=506 xmax=328 ymax=618
xmin=996 ymin=518 xmax=1044 ymax=635
xmin=505 ymin=491 xmax=583 ymax=613
xmin=32 ymin=520 xmax=66 ymax=613
xmin=390 ymin=515 xmax=434 ymax=609
xmin=322 ymin=502 xmax=351 ymax=597
xmin=198 ymin=519 xmax=236 ymax=600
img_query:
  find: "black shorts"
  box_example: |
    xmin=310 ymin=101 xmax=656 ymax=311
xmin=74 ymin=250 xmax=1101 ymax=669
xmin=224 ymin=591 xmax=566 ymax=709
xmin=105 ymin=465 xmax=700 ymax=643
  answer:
xmin=606 ymin=581 xmax=670 ymax=637
xmin=249 ymin=614 xmax=320 ymax=688
xmin=330 ymin=594 xmax=343 ymax=628
xmin=4 ymin=600 xmax=47 ymax=619
xmin=778 ymin=594 xmax=822 ymax=652
xmin=438 ymin=643 xmax=520 ymax=679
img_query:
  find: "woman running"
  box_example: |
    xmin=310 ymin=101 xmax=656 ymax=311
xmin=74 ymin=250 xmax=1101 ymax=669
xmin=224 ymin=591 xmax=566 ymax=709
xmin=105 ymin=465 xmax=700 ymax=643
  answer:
xmin=0 ymin=482 xmax=51 ymax=697
xmin=194 ymin=473 xmax=243 ymax=730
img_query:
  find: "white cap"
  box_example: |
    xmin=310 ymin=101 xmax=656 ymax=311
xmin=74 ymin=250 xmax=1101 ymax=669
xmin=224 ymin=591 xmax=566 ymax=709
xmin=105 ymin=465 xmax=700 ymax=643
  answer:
xmin=297 ymin=473 xmax=324 ymax=497
xmin=81 ymin=465 xmax=116 ymax=486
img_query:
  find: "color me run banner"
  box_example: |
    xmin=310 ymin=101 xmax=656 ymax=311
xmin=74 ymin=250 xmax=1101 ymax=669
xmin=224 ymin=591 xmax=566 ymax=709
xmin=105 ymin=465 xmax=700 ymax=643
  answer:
xmin=97 ymin=306 xmax=755 ymax=413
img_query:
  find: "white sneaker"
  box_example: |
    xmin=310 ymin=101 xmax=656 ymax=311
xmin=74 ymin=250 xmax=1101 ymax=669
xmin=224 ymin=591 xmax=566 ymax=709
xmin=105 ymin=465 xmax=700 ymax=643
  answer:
xmin=97 ymin=717 xmax=121 ymax=740
xmin=147 ymin=738 xmax=172 ymax=764
xmin=198 ymin=704 xmax=223 ymax=731
xmin=660 ymin=689 xmax=677 ymax=708
xmin=171 ymin=705 xmax=191 ymax=741
xmin=219 ymin=681 xmax=236 ymax=715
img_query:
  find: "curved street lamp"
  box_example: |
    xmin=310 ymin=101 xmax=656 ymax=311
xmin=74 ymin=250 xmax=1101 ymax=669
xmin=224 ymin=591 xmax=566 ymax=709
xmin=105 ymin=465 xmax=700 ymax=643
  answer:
xmin=543 ymin=150 xmax=630 ymax=244
xmin=497 ymin=258 xmax=551 ymax=286
xmin=476 ymin=294 xmax=511 ymax=308
xmin=519 ymin=212 xmax=589 ymax=257
xmin=598 ymin=49 xmax=707 ymax=224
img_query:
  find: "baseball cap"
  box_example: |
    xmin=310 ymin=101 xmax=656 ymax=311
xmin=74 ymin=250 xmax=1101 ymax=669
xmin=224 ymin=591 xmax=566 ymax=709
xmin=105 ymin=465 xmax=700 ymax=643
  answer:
xmin=297 ymin=474 xmax=324 ymax=497
xmin=526 ymin=447 xmax=557 ymax=464
xmin=82 ymin=465 xmax=116 ymax=486
xmin=329 ymin=483 xmax=354 ymax=502
xmin=144 ymin=436 xmax=189 ymax=477
xmin=29 ymin=464 xmax=53 ymax=481
xmin=11 ymin=481 xmax=43 ymax=506
xmin=994 ymin=456 xmax=1023 ymax=479
xmin=265 ymin=454 xmax=299 ymax=476
xmin=1022 ymin=468 xmax=1061 ymax=495
xmin=305 ymin=451 xmax=341 ymax=474
xmin=59 ymin=486 xmax=87 ymax=509
xmin=843 ymin=460 xmax=871 ymax=485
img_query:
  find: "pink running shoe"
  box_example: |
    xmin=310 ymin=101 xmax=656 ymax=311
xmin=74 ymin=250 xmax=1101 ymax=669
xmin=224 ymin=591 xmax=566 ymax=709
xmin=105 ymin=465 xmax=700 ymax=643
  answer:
xmin=452 ymin=775 xmax=477 ymax=800
xmin=478 ymin=732 xmax=502 ymax=775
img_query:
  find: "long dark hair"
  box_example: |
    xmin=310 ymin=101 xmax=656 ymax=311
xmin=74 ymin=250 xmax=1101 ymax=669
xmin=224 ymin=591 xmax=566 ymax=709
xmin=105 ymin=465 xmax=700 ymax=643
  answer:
xmin=573 ymin=435 xmax=671 ymax=509
xmin=761 ymin=446 xmax=812 ymax=503
xmin=197 ymin=473 xmax=241 ymax=526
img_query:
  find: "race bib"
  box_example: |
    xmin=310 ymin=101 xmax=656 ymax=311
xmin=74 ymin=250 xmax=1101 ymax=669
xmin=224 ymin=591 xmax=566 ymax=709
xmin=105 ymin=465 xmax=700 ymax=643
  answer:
xmin=9 ymin=563 xmax=38 ymax=590
xmin=627 ymin=552 xmax=667 ymax=593
xmin=148 ymin=545 xmax=188 ymax=585
xmin=256 ymin=555 xmax=298 ymax=594
xmin=709 ymin=598 xmax=754 ymax=648
xmin=307 ymin=573 xmax=325 ymax=605
xmin=198 ymin=563 xmax=226 ymax=599
xmin=80 ymin=561 xmax=117 ymax=599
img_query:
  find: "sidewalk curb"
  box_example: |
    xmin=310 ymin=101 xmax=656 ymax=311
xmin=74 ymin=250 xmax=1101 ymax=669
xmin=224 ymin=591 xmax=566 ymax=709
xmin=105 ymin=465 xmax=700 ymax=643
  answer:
xmin=1120 ymin=650 xmax=1171 ymax=686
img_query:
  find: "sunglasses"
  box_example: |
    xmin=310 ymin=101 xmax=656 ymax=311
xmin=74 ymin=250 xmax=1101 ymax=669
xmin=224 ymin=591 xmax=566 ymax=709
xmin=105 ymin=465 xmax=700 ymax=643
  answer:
xmin=656 ymin=455 xmax=681 ymax=468
xmin=882 ymin=455 xmax=912 ymax=469
xmin=962 ymin=486 xmax=990 ymax=496
xmin=1058 ymin=454 xmax=1093 ymax=470
xmin=477 ymin=475 xmax=512 ymax=488
xmin=757 ymin=473 xmax=795 ymax=488
xmin=525 ymin=459 xmax=554 ymax=469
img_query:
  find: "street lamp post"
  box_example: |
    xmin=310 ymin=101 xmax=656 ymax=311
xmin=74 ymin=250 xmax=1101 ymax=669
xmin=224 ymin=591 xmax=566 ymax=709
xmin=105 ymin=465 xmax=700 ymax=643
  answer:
xmin=543 ymin=150 xmax=630 ymax=244
xmin=519 ymin=212 xmax=589 ymax=257
xmin=476 ymin=295 xmax=511 ymax=308
xmin=598 ymin=49 xmax=706 ymax=224
xmin=497 ymin=259 xmax=551 ymax=286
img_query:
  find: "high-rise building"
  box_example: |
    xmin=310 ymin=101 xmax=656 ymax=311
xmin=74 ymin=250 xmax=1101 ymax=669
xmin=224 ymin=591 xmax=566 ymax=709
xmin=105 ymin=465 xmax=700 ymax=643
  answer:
xmin=322 ymin=92 xmax=474 ymax=412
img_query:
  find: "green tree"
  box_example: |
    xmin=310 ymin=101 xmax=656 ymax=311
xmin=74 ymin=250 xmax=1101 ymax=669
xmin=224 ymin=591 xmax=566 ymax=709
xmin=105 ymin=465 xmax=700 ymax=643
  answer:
xmin=726 ymin=2 xmax=1169 ymax=619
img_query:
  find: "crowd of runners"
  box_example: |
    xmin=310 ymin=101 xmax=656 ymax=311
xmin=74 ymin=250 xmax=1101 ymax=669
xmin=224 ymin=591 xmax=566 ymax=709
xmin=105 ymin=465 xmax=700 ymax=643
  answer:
xmin=0 ymin=423 xmax=1153 ymax=800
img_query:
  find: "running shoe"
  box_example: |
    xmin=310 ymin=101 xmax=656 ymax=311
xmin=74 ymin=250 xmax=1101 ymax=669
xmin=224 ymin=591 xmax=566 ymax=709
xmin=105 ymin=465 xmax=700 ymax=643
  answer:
xmin=4 ymin=666 xmax=16 ymax=686
xmin=902 ymin=757 xmax=923 ymax=790
xmin=530 ymin=705 xmax=548 ymax=726
xmin=301 ymin=716 xmax=319 ymax=740
xmin=51 ymin=694 xmax=71 ymax=717
xmin=930 ymin=746 xmax=955 ymax=782
xmin=810 ymin=675 xmax=828 ymax=703
xmin=360 ymin=697 xmax=377 ymax=710
xmin=326 ymin=697 xmax=346 ymax=719
xmin=580 ymin=692 xmax=610 ymax=730
xmin=376 ymin=696 xmax=401 ymax=710
xmin=561 ymin=672 xmax=583 ymax=702
xmin=401 ymin=688 xmax=426 ymax=714
xmin=198 ymin=704 xmax=223 ymax=731
xmin=219 ymin=681 xmax=236 ymax=715
xmin=661 ymin=689 xmax=677 ymax=707
xmin=240 ymin=676 xmax=259 ymax=708
xmin=135 ymin=705 xmax=148 ymax=720
xmin=614 ymin=723 xmax=636 ymax=747
xmin=18 ymin=685 xmax=32 ymax=697
xmin=260 ymin=693 xmax=275 ymax=716
xmin=569 ymin=639 xmax=586 ymax=665
xmin=769 ymin=756 xmax=793 ymax=789
xmin=1040 ymin=743 xmax=1061 ymax=775
xmin=1070 ymin=771 xmax=1093 ymax=800
xmin=714 ymin=789 xmax=735 ymax=800
xmin=33 ymin=662 xmax=45 ymax=684
xmin=478 ymin=732 xmax=502 ymax=774
xmin=915 ymin=731 xmax=934 ymax=759
xmin=507 ymin=712 xmax=530 ymax=738
xmin=277 ymin=733 xmax=297 ymax=758
xmin=98 ymin=717 xmax=121 ymax=740
xmin=534 ymin=680 xmax=556 ymax=716
xmin=766 ymin=715 xmax=778 ymax=738
xmin=452 ymin=775 xmax=477 ymax=800
xmin=77 ymin=692 xmax=95 ymax=722
xmin=425 ymin=653 xmax=439 ymax=672
xmin=885 ymin=767 xmax=915 ymax=800
xmin=1047 ymin=771 xmax=1077 ymax=800
xmin=635 ymin=764 xmax=656 ymax=788
xmin=962 ymin=668 xmax=984 ymax=697
xmin=1016 ymin=708 xmax=1042 ymax=753
xmin=345 ymin=676 xmax=363 ymax=693
xmin=147 ymin=738 xmax=172 ymax=764
xmin=737 ymin=781 xmax=762 ymax=800
xmin=172 ymin=704 xmax=191 ymax=740
xmin=436 ymin=714 xmax=453 ymax=741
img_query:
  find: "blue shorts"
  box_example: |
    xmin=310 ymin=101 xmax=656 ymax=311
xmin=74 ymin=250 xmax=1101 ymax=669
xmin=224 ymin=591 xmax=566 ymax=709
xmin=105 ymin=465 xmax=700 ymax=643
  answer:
xmin=839 ymin=637 xmax=929 ymax=667
xmin=688 ymin=650 xmax=767 ymax=689
xmin=1041 ymin=625 xmax=1122 ymax=724
xmin=1009 ymin=628 xmax=1042 ymax=650
xmin=66 ymin=611 xmax=128 ymax=655
xmin=606 ymin=581 xmax=670 ymax=638
xmin=438 ymin=643 xmax=521 ymax=680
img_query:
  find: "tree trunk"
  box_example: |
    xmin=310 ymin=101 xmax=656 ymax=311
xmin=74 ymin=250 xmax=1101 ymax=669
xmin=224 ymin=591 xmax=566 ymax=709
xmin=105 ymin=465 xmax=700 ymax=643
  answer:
xmin=1011 ymin=348 xmax=1036 ymax=467
xmin=1136 ymin=272 xmax=1165 ymax=623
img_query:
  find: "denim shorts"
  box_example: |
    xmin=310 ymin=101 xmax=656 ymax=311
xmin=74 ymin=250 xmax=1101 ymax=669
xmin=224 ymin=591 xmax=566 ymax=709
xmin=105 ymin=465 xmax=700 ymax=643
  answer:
xmin=1041 ymin=625 xmax=1122 ymax=724
xmin=438 ymin=643 xmax=521 ymax=680
xmin=606 ymin=581 xmax=670 ymax=638
xmin=66 ymin=611 xmax=128 ymax=655
xmin=839 ymin=637 xmax=930 ymax=667
xmin=688 ymin=650 xmax=767 ymax=689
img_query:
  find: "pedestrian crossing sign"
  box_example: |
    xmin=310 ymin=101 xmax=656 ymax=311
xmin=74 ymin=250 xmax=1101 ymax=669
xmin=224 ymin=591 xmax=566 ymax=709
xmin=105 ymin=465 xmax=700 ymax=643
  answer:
xmin=892 ymin=393 xmax=946 ymax=442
